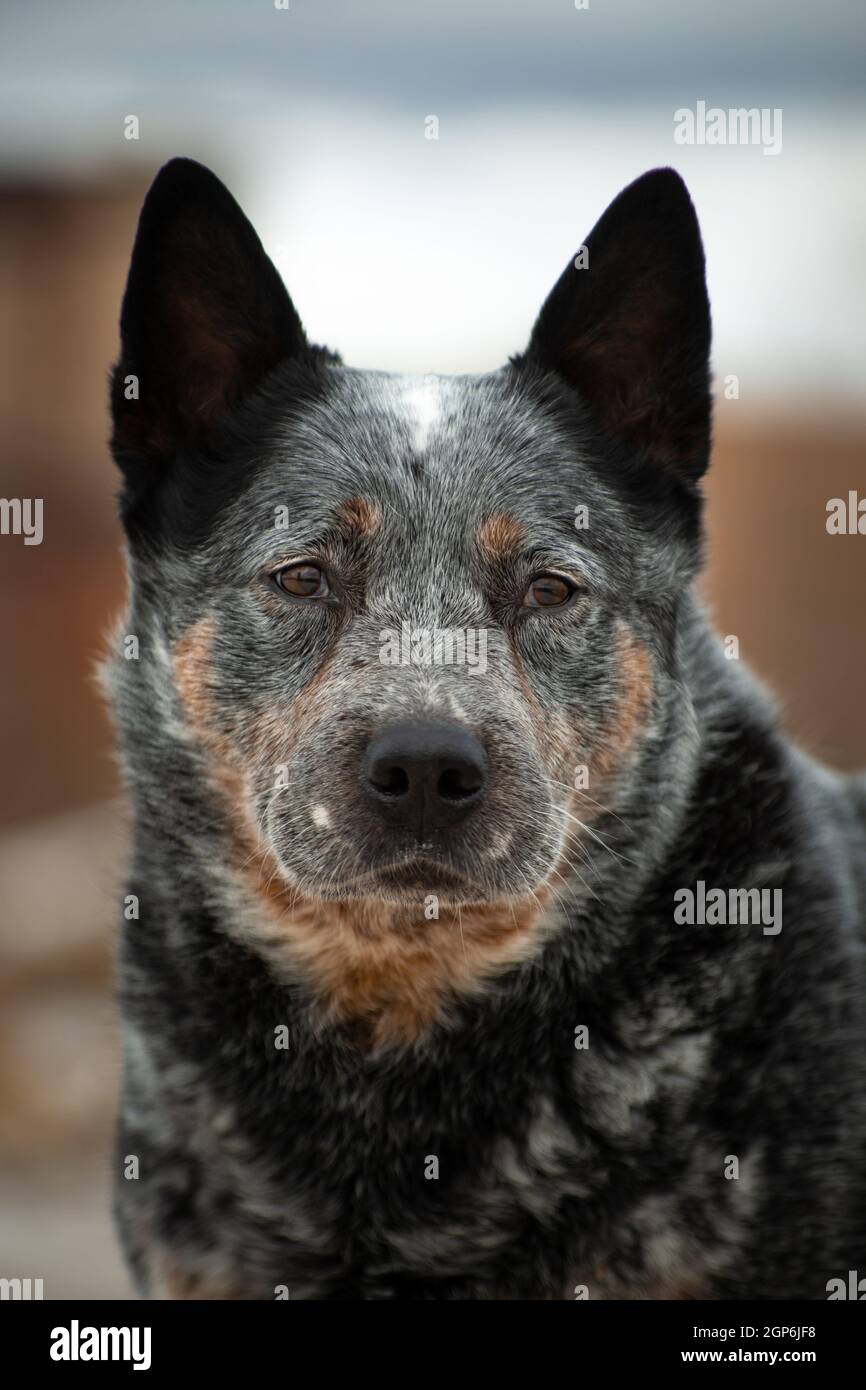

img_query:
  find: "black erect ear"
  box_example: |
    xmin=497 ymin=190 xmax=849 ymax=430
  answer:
xmin=110 ymin=158 xmax=307 ymax=473
xmin=524 ymin=168 xmax=711 ymax=482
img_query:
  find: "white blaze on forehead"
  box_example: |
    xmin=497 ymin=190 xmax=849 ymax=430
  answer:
xmin=402 ymin=374 xmax=442 ymax=452
xmin=311 ymin=804 xmax=332 ymax=829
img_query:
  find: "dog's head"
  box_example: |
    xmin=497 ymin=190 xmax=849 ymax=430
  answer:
xmin=109 ymin=159 xmax=710 ymax=917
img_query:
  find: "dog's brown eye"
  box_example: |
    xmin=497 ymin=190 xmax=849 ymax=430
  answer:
xmin=523 ymin=574 xmax=574 ymax=608
xmin=274 ymin=563 xmax=330 ymax=599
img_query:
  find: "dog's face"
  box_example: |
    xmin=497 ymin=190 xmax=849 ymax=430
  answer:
xmin=110 ymin=161 xmax=711 ymax=913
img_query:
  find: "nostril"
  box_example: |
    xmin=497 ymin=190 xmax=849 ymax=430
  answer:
xmin=369 ymin=762 xmax=410 ymax=798
xmin=363 ymin=721 xmax=488 ymax=823
xmin=438 ymin=765 xmax=483 ymax=802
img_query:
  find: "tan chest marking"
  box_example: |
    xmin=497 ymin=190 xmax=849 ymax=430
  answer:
xmin=253 ymin=885 xmax=552 ymax=1051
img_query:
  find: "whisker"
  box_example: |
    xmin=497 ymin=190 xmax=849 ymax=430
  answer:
xmin=558 ymin=810 xmax=638 ymax=868
xmin=551 ymin=849 xmax=601 ymax=903
xmin=548 ymin=778 xmax=631 ymax=829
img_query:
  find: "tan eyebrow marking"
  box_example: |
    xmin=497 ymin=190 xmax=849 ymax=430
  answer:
xmin=477 ymin=512 xmax=525 ymax=562
xmin=334 ymin=497 xmax=381 ymax=538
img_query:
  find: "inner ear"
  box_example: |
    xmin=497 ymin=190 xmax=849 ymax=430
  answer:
xmin=522 ymin=168 xmax=712 ymax=482
xmin=111 ymin=158 xmax=309 ymax=468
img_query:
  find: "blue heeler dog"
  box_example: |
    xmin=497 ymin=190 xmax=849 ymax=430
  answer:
xmin=106 ymin=159 xmax=866 ymax=1299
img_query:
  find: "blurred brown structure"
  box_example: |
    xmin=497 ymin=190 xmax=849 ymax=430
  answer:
xmin=703 ymin=405 xmax=866 ymax=772
xmin=0 ymin=175 xmax=145 ymax=829
xmin=0 ymin=175 xmax=145 ymax=1297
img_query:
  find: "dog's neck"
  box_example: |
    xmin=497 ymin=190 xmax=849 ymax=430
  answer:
xmin=233 ymin=852 xmax=562 ymax=1050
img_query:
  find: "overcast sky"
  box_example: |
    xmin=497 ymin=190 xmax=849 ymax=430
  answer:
xmin=2 ymin=0 xmax=865 ymax=109
xmin=1 ymin=0 xmax=864 ymax=400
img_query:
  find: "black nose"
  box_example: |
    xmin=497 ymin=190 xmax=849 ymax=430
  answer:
xmin=363 ymin=721 xmax=488 ymax=831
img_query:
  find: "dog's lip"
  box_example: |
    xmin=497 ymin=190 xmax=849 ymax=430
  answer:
xmin=377 ymin=863 xmax=467 ymax=891
xmin=366 ymin=855 xmax=468 ymax=884
xmin=340 ymin=854 xmax=481 ymax=895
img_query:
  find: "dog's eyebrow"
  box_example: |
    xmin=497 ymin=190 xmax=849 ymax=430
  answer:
xmin=477 ymin=513 xmax=525 ymax=562
xmin=558 ymin=548 xmax=607 ymax=582
xmin=251 ymin=497 xmax=381 ymax=569
xmin=476 ymin=514 xmax=606 ymax=585
xmin=332 ymin=496 xmax=381 ymax=539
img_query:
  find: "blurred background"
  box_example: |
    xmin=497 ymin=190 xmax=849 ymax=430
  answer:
xmin=0 ymin=0 xmax=864 ymax=1298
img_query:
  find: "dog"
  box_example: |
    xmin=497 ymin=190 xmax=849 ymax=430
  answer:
xmin=106 ymin=158 xmax=866 ymax=1300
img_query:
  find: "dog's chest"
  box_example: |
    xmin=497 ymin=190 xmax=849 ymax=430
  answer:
xmin=121 ymin=971 xmax=722 ymax=1299
xmin=177 ymin=1035 xmax=718 ymax=1299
